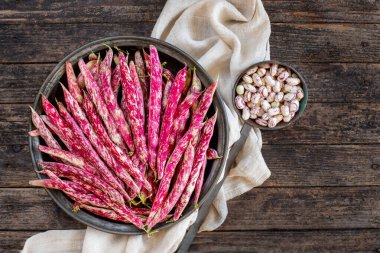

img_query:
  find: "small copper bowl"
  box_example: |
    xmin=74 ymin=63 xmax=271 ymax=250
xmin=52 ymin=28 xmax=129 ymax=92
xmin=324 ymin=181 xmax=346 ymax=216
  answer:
xmin=232 ymin=60 xmax=308 ymax=130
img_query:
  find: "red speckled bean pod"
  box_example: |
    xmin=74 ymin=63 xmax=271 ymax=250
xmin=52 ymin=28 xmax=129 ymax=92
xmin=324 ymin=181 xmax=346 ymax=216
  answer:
xmin=40 ymin=162 xmax=125 ymax=207
xmin=80 ymin=204 xmax=130 ymax=223
xmin=29 ymin=179 xmax=90 ymax=195
xmin=30 ymin=107 xmax=61 ymax=150
xmin=157 ymin=66 xmax=187 ymax=179
xmin=143 ymin=50 xmax=151 ymax=73
xmin=78 ymin=58 xmax=127 ymax=151
xmin=65 ymin=62 xmax=83 ymax=103
xmin=130 ymin=61 xmax=145 ymax=125
xmin=28 ymin=129 xmax=40 ymax=137
xmin=161 ymin=79 xmax=172 ymax=112
xmin=58 ymin=91 xmax=131 ymax=199
xmin=111 ymin=64 xmax=121 ymax=95
xmin=174 ymin=113 xmax=217 ymax=220
xmin=80 ymin=91 xmax=151 ymax=192
xmin=162 ymin=68 xmax=174 ymax=82
xmin=41 ymin=170 xmax=109 ymax=208
xmin=58 ymin=99 xmax=136 ymax=199
xmin=100 ymin=51 xmax=135 ymax=153
xmin=150 ymin=80 xmax=217 ymax=216
xmin=193 ymin=158 xmax=207 ymax=205
xmin=131 ymin=207 xmax=150 ymax=216
xmin=39 ymin=145 xmax=98 ymax=175
xmin=147 ymin=143 xmax=195 ymax=229
xmin=78 ymin=60 xmax=97 ymax=88
xmin=119 ymin=53 xmax=148 ymax=164
xmin=181 ymin=68 xmax=193 ymax=99
xmin=147 ymin=45 xmax=163 ymax=172
xmin=206 ymin=148 xmax=221 ymax=160
xmin=134 ymin=50 xmax=149 ymax=108
xmin=40 ymin=115 xmax=74 ymax=151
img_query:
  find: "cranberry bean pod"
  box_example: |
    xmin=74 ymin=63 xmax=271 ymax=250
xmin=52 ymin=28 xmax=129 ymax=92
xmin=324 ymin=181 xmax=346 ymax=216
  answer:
xmin=147 ymin=45 xmax=163 ymax=172
xmin=29 ymin=179 xmax=89 ymax=195
xmin=65 ymin=62 xmax=83 ymax=103
xmin=111 ymin=64 xmax=121 ymax=96
xmin=193 ymin=158 xmax=207 ymax=205
xmin=40 ymin=115 xmax=74 ymax=151
xmin=174 ymin=113 xmax=217 ymax=220
xmin=157 ymin=66 xmax=187 ymax=179
xmin=206 ymin=148 xmax=221 ymax=160
xmin=134 ymin=50 xmax=149 ymax=107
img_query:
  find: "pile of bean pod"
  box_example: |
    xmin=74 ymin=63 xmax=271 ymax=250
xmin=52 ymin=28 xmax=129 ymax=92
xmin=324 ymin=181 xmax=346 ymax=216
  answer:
xmin=235 ymin=63 xmax=304 ymax=128
xmin=29 ymin=45 xmax=221 ymax=231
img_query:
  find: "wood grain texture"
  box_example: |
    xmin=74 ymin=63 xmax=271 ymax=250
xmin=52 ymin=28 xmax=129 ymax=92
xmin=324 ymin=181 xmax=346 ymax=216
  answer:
xmin=1 ymin=63 xmax=379 ymax=104
xmin=1 ymin=0 xmax=379 ymax=24
xmin=189 ymin=230 xmax=380 ymax=253
xmin=0 ymin=23 xmax=378 ymax=63
xmin=2 ymin=144 xmax=379 ymax=188
xmin=1 ymin=187 xmax=379 ymax=231
xmin=3 ymin=229 xmax=380 ymax=253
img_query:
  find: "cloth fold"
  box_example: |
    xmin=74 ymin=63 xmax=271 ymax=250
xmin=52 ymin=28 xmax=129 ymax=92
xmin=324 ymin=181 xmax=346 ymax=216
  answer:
xmin=21 ymin=0 xmax=271 ymax=252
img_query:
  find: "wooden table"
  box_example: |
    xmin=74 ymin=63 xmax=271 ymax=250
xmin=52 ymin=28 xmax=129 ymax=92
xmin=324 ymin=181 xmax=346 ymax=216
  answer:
xmin=1 ymin=1 xmax=379 ymax=252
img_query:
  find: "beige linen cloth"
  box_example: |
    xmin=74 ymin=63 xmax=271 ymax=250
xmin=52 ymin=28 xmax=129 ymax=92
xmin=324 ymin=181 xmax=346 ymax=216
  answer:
xmin=22 ymin=0 xmax=271 ymax=252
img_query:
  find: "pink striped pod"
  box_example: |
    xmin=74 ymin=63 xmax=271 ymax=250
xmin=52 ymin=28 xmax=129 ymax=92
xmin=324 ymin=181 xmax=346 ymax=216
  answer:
xmin=143 ymin=50 xmax=151 ymax=73
xmin=40 ymin=115 xmax=74 ymax=151
xmin=58 ymin=100 xmax=137 ymax=199
xmin=80 ymin=91 xmax=151 ymax=192
xmin=147 ymin=143 xmax=195 ymax=229
xmin=156 ymin=66 xmax=187 ymax=179
xmin=111 ymin=64 xmax=121 ymax=95
xmin=181 ymin=68 xmax=193 ymax=99
xmin=65 ymin=62 xmax=83 ymax=103
xmin=206 ymin=148 xmax=221 ymax=160
xmin=150 ymin=80 xmax=217 ymax=216
xmin=162 ymin=68 xmax=174 ymax=82
xmin=99 ymin=51 xmax=135 ymax=153
xmin=40 ymin=162 xmax=125 ymax=207
xmin=78 ymin=58 xmax=127 ymax=150
xmin=174 ymin=113 xmax=217 ymax=220
xmin=29 ymin=179 xmax=89 ymax=195
xmin=80 ymin=204 xmax=130 ymax=223
xmin=60 ymin=89 xmax=132 ymax=199
xmin=39 ymin=145 xmax=98 ymax=175
xmin=130 ymin=61 xmax=146 ymax=125
xmin=147 ymin=45 xmax=163 ymax=172
xmin=41 ymin=170 xmax=108 ymax=209
xmin=28 ymin=129 xmax=40 ymax=137
xmin=193 ymin=158 xmax=207 ymax=205
xmin=30 ymin=107 xmax=61 ymax=150
xmin=162 ymin=79 xmax=172 ymax=112
xmin=78 ymin=60 xmax=97 ymax=88
xmin=189 ymin=70 xmax=203 ymax=114
xmin=134 ymin=50 xmax=149 ymax=108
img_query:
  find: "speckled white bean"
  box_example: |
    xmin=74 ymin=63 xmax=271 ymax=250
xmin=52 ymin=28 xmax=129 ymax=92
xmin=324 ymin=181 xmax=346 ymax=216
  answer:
xmin=236 ymin=85 xmax=245 ymax=95
xmin=268 ymin=107 xmax=280 ymax=116
xmin=252 ymin=73 xmax=263 ymax=86
xmin=266 ymin=85 xmax=272 ymax=93
xmin=278 ymin=71 xmax=290 ymax=82
xmin=290 ymin=99 xmax=300 ymax=112
xmin=243 ymin=84 xmax=256 ymax=93
xmin=267 ymin=92 xmax=276 ymax=103
xmin=246 ymin=66 xmax=258 ymax=75
xmin=280 ymin=105 xmax=290 ymax=116
xmin=255 ymin=118 xmax=268 ymax=126
xmin=273 ymin=81 xmax=281 ymax=93
xmin=270 ymin=64 xmax=278 ymax=76
xmin=275 ymin=92 xmax=284 ymax=102
xmin=286 ymin=77 xmax=301 ymax=86
xmin=276 ymin=67 xmax=286 ymax=76
xmin=244 ymin=91 xmax=252 ymax=102
xmin=268 ymin=115 xmax=283 ymax=128
xmin=284 ymin=93 xmax=296 ymax=101
xmin=235 ymin=96 xmax=245 ymax=109
xmin=242 ymin=107 xmax=250 ymax=120
xmin=259 ymin=86 xmax=268 ymax=98
xmin=256 ymin=68 xmax=266 ymax=77
xmin=297 ymin=89 xmax=304 ymax=100
xmin=271 ymin=101 xmax=280 ymax=108
xmin=261 ymin=100 xmax=271 ymax=111
xmin=284 ymin=84 xmax=298 ymax=93
xmin=283 ymin=114 xmax=292 ymax=122
xmin=264 ymin=75 xmax=276 ymax=86
xmin=251 ymin=93 xmax=261 ymax=104
xmin=257 ymin=108 xmax=265 ymax=117
xmin=249 ymin=112 xmax=257 ymax=119
xmin=261 ymin=113 xmax=270 ymax=120
xmin=243 ymin=75 xmax=253 ymax=84
xmin=251 ymin=106 xmax=261 ymax=115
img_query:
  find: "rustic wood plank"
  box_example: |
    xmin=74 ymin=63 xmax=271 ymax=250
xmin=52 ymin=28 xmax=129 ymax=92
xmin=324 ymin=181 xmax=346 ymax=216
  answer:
xmin=5 ymin=103 xmax=379 ymax=145
xmin=220 ymin=187 xmax=380 ymax=231
xmin=0 ymin=0 xmax=165 ymax=24
xmin=263 ymin=0 xmax=380 ymax=24
xmin=1 ymin=0 xmax=379 ymax=24
xmin=0 ymin=23 xmax=378 ymax=63
xmin=3 ymin=229 xmax=380 ymax=253
xmin=1 ymin=63 xmax=379 ymax=104
xmin=0 ymin=188 xmax=85 ymax=230
xmin=2 ymin=144 xmax=379 ymax=188
xmin=189 ymin=230 xmax=380 ymax=253
xmin=1 ymin=187 xmax=379 ymax=230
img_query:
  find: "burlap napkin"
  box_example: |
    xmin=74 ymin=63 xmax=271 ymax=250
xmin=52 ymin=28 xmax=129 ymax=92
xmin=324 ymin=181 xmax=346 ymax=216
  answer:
xmin=21 ymin=0 xmax=271 ymax=252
